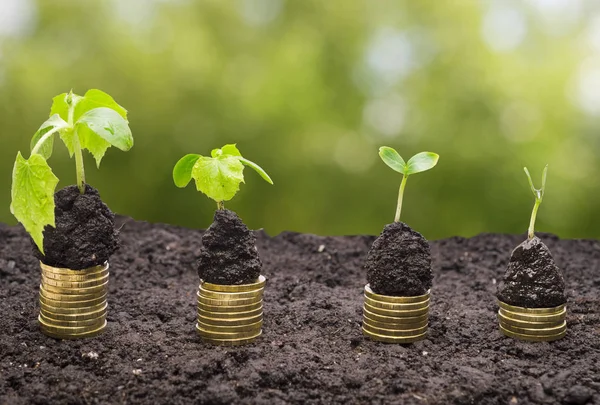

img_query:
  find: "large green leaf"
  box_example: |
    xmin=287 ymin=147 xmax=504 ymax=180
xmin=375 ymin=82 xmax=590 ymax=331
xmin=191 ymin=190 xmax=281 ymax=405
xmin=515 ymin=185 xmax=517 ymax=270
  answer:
xmin=173 ymin=154 xmax=201 ymax=188
xmin=10 ymin=152 xmax=59 ymax=253
xmin=192 ymin=155 xmax=245 ymax=202
xmin=29 ymin=114 xmax=69 ymax=159
xmin=405 ymin=152 xmax=439 ymax=175
xmin=74 ymin=89 xmax=127 ymax=122
xmin=379 ymin=146 xmax=406 ymax=173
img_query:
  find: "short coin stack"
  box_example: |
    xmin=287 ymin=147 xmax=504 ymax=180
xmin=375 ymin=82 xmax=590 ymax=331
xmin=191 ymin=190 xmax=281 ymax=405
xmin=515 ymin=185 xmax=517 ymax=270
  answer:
xmin=498 ymin=300 xmax=566 ymax=342
xmin=196 ymin=275 xmax=265 ymax=346
xmin=362 ymin=285 xmax=430 ymax=344
xmin=38 ymin=262 xmax=109 ymax=339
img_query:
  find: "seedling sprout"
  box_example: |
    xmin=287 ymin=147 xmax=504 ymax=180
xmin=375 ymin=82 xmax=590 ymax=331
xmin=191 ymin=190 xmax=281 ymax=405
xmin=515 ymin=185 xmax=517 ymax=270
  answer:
xmin=524 ymin=165 xmax=548 ymax=240
xmin=173 ymin=144 xmax=273 ymax=209
xmin=378 ymin=147 xmax=439 ymax=222
xmin=10 ymin=90 xmax=133 ymax=253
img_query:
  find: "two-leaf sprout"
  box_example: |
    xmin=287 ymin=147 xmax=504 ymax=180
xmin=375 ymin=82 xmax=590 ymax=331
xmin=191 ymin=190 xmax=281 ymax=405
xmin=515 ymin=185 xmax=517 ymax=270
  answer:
xmin=524 ymin=165 xmax=548 ymax=240
xmin=173 ymin=144 xmax=273 ymax=209
xmin=378 ymin=147 xmax=439 ymax=223
xmin=11 ymin=89 xmax=133 ymax=253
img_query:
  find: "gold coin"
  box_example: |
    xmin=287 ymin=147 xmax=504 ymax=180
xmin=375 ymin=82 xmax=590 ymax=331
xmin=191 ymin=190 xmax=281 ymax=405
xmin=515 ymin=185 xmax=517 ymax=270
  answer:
xmin=498 ymin=308 xmax=566 ymax=323
xmin=362 ymin=327 xmax=427 ymax=344
xmin=201 ymin=275 xmax=266 ymax=293
xmin=499 ymin=324 xmax=566 ymax=342
xmin=363 ymin=302 xmax=428 ymax=317
xmin=40 ymin=261 xmax=109 ymax=276
xmin=198 ymin=312 xmax=263 ymax=326
xmin=197 ymin=320 xmax=262 ymax=333
xmin=39 ymin=293 xmax=107 ymax=309
xmin=40 ymin=304 xmax=107 ymax=321
xmin=198 ymin=285 xmax=263 ymax=300
xmin=497 ymin=300 xmax=565 ymax=315
xmin=39 ymin=312 xmax=105 ymax=327
xmin=197 ymin=293 xmax=261 ymax=307
xmin=39 ymin=285 xmax=106 ymax=302
xmin=196 ymin=324 xmax=262 ymax=339
xmin=364 ymin=295 xmax=430 ymax=311
xmin=41 ymin=267 xmax=109 ymax=282
xmin=41 ymin=280 xmax=108 ymax=295
xmin=40 ymin=299 xmax=106 ymax=315
xmin=199 ymin=330 xmax=262 ymax=346
xmin=364 ymin=285 xmax=430 ymax=304
xmin=500 ymin=320 xmax=567 ymax=336
xmin=198 ymin=300 xmax=263 ymax=313
xmin=198 ymin=307 xmax=263 ymax=320
xmin=40 ymin=320 xmax=107 ymax=340
xmin=42 ymin=273 xmax=109 ymax=289
xmin=38 ymin=316 xmax=107 ymax=334
xmin=497 ymin=311 xmax=561 ymax=329
xmin=362 ymin=308 xmax=428 ymax=325
xmin=363 ymin=314 xmax=428 ymax=330
xmin=362 ymin=322 xmax=428 ymax=337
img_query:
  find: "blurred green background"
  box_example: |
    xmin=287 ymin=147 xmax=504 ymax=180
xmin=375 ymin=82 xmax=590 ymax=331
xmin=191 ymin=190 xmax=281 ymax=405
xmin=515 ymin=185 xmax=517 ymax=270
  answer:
xmin=1 ymin=0 xmax=599 ymax=240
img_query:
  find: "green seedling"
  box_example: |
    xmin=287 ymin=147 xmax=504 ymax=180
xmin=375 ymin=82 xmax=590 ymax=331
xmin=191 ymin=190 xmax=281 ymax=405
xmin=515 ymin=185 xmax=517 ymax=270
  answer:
xmin=524 ymin=165 xmax=548 ymax=240
xmin=173 ymin=144 xmax=273 ymax=209
xmin=10 ymin=89 xmax=133 ymax=253
xmin=378 ymin=147 xmax=439 ymax=222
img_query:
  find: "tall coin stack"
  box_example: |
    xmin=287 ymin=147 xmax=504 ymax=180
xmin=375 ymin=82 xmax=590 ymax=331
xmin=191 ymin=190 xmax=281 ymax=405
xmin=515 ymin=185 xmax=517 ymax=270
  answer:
xmin=196 ymin=275 xmax=265 ymax=346
xmin=498 ymin=301 xmax=566 ymax=342
xmin=38 ymin=262 xmax=109 ymax=339
xmin=362 ymin=285 xmax=430 ymax=344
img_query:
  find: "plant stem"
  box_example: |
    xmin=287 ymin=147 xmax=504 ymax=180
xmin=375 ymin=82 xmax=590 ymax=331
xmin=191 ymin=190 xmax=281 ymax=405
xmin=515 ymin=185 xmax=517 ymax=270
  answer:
xmin=217 ymin=201 xmax=224 ymax=210
xmin=394 ymin=175 xmax=408 ymax=223
xmin=528 ymin=198 xmax=541 ymax=239
xmin=31 ymin=126 xmax=62 ymax=155
xmin=73 ymin=131 xmax=86 ymax=194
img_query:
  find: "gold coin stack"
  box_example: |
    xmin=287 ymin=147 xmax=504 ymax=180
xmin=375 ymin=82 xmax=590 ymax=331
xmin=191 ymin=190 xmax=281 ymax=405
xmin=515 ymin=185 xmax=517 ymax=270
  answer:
xmin=38 ymin=262 xmax=109 ymax=340
xmin=196 ymin=275 xmax=265 ymax=346
xmin=362 ymin=285 xmax=430 ymax=344
xmin=498 ymin=300 xmax=566 ymax=342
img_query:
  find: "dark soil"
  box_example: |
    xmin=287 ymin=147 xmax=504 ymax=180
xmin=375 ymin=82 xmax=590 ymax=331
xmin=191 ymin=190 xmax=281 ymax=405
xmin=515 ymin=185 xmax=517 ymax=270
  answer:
xmin=1 ymin=221 xmax=599 ymax=405
xmin=365 ymin=222 xmax=432 ymax=296
xmin=497 ymin=236 xmax=567 ymax=308
xmin=33 ymin=185 xmax=119 ymax=270
xmin=198 ymin=209 xmax=261 ymax=285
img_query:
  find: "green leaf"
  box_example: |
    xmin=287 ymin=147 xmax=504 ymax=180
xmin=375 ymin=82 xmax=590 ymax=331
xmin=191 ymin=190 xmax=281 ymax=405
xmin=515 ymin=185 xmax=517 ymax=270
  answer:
xmin=405 ymin=152 xmax=439 ymax=175
xmin=524 ymin=165 xmax=547 ymax=201
xmin=192 ymin=155 xmax=245 ymax=202
xmin=238 ymin=157 xmax=273 ymax=184
xmin=541 ymin=164 xmax=548 ymax=198
xmin=10 ymin=152 xmax=59 ymax=254
xmin=74 ymin=89 xmax=127 ymax=122
xmin=173 ymin=154 xmax=201 ymax=188
xmin=30 ymin=114 xmax=69 ymax=159
xmin=379 ymin=146 xmax=406 ymax=173
xmin=49 ymin=93 xmax=70 ymax=121
xmin=221 ymin=144 xmax=242 ymax=157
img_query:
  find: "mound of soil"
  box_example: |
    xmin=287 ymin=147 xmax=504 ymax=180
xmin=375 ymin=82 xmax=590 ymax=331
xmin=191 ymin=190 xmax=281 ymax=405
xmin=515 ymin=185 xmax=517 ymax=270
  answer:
xmin=497 ymin=236 xmax=567 ymax=308
xmin=1 ymin=221 xmax=599 ymax=404
xmin=198 ymin=209 xmax=261 ymax=285
xmin=365 ymin=222 xmax=432 ymax=296
xmin=33 ymin=185 xmax=119 ymax=269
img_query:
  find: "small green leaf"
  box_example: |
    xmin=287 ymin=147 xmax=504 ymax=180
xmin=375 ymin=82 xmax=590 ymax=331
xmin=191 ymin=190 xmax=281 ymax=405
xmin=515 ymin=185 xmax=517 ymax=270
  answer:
xmin=49 ymin=93 xmax=70 ymax=121
xmin=10 ymin=152 xmax=59 ymax=254
xmin=173 ymin=154 xmax=201 ymax=188
xmin=405 ymin=152 xmax=439 ymax=175
xmin=74 ymin=89 xmax=127 ymax=122
xmin=221 ymin=144 xmax=242 ymax=157
xmin=192 ymin=155 xmax=245 ymax=202
xmin=524 ymin=165 xmax=546 ymax=201
xmin=238 ymin=157 xmax=273 ymax=184
xmin=379 ymin=146 xmax=406 ymax=174
xmin=541 ymin=164 xmax=548 ymax=198
xmin=30 ymin=114 xmax=68 ymax=159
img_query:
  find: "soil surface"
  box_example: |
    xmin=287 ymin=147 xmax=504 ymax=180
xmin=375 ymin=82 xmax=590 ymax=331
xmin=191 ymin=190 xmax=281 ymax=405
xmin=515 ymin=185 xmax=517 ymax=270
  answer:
xmin=1 ymin=220 xmax=599 ymax=405
xmin=366 ymin=222 xmax=432 ymax=296
xmin=33 ymin=185 xmax=119 ymax=269
xmin=497 ymin=236 xmax=567 ymax=308
xmin=198 ymin=209 xmax=261 ymax=285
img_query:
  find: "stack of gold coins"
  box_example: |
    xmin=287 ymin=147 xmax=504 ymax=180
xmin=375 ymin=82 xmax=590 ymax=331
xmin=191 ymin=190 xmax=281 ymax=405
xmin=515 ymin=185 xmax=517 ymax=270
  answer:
xmin=196 ymin=275 xmax=265 ymax=346
xmin=38 ymin=262 xmax=109 ymax=340
xmin=362 ymin=285 xmax=430 ymax=344
xmin=498 ymin=301 xmax=566 ymax=342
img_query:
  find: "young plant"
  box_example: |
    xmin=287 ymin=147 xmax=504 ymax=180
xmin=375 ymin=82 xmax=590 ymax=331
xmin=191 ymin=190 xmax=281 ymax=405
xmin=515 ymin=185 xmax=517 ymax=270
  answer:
xmin=10 ymin=89 xmax=133 ymax=253
xmin=524 ymin=165 xmax=548 ymax=240
xmin=378 ymin=147 xmax=439 ymax=222
xmin=173 ymin=144 xmax=273 ymax=209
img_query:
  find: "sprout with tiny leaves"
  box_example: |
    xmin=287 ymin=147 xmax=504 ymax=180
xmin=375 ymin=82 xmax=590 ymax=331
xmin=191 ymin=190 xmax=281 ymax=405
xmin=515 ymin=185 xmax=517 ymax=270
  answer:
xmin=524 ymin=165 xmax=548 ymax=240
xmin=10 ymin=90 xmax=133 ymax=253
xmin=378 ymin=147 xmax=439 ymax=222
xmin=173 ymin=144 xmax=273 ymax=209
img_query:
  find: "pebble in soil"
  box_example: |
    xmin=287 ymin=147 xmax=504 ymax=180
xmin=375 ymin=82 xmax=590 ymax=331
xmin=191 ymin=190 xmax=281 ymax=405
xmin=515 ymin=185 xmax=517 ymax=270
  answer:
xmin=197 ymin=209 xmax=261 ymax=285
xmin=365 ymin=221 xmax=433 ymax=296
xmin=497 ymin=236 xmax=566 ymax=308
xmin=33 ymin=184 xmax=119 ymax=270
